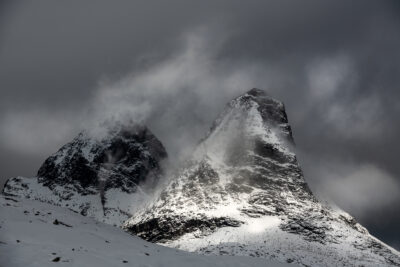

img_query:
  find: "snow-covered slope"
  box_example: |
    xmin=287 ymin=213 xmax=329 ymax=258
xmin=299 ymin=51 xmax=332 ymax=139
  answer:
xmin=0 ymin=195 xmax=292 ymax=267
xmin=3 ymin=122 xmax=167 ymax=226
xmin=126 ymin=88 xmax=400 ymax=266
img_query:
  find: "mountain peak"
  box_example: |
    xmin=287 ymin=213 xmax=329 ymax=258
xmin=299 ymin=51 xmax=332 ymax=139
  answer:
xmin=201 ymin=88 xmax=294 ymax=164
xmin=126 ymin=87 xmax=314 ymax=241
xmin=232 ymin=88 xmax=289 ymax=128
xmin=125 ymin=88 xmax=400 ymax=266
xmin=3 ymin=122 xmax=167 ymax=226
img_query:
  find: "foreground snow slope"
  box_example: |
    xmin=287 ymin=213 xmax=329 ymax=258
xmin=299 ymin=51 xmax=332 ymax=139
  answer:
xmin=0 ymin=196 xmax=292 ymax=267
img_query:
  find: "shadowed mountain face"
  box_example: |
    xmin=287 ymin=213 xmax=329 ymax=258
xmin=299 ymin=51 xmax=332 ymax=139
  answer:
xmin=36 ymin=124 xmax=167 ymax=194
xmin=3 ymin=123 xmax=167 ymax=226
xmin=125 ymin=89 xmax=400 ymax=266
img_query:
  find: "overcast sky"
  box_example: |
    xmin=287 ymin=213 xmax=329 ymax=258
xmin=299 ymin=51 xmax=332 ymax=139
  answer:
xmin=1 ymin=0 xmax=400 ymax=249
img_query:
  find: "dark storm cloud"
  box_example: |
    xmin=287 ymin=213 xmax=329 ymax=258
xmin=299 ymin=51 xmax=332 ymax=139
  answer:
xmin=1 ymin=0 xmax=400 ymax=249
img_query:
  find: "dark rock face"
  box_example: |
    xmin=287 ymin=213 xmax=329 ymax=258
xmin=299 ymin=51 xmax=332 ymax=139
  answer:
xmin=130 ymin=215 xmax=242 ymax=243
xmin=280 ymin=216 xmax=332 ymax=244
xmin=38 ymin=153 xmax=98 ymax=190
xmin=36 ymin=124 xmax=167 ymax=194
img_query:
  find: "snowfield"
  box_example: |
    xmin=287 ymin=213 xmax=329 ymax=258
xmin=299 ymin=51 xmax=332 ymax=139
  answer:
xmin=0 ymin=195 xmax=292 ymax=267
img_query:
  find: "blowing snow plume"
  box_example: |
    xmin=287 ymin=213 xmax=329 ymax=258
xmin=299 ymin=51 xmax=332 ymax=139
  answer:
xmin=86 ymin=28 xmax=272 ymax=164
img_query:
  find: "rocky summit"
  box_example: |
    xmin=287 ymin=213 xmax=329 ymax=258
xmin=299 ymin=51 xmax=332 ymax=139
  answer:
xmin=125 ymin=88 xmax=400 ymax=266
xmin=3 ymin=122 xmax=167 ymax=226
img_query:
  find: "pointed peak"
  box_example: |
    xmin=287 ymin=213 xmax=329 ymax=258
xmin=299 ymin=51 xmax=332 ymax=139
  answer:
xmin=232 ymin=88 xmax=283 ymax=107
xmin=228 ymin=88 xmax=284 ymax=113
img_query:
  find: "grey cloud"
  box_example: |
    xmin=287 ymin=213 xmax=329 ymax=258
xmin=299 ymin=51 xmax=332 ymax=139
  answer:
xmin=0 ymin=109 xmax=78 ymax=155
xmin=300 ymin=157 xmax=400 ymax=219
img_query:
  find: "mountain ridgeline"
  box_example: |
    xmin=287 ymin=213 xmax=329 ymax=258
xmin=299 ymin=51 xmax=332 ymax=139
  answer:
xmin=2 ymin=89 xmax=400 ymax=266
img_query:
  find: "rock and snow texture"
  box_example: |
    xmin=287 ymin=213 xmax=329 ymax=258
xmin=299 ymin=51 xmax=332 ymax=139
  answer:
xmin=3 ymin=123 xmax=167 ymax=226
xmin=0 ymin=195 xmax=292 ymax=267
xmin=2 ymin=88 xmax=400 ymax=266
xmin=126 ymin=88 xmax=400 ymax=266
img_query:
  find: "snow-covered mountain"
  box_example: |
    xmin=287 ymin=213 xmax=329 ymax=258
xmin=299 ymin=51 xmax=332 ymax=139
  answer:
xmin=125 ymin=89 xmax=400 ymax=266
xmin=2 ymin=88 xmax=400 ymax=266
xmin=0 ymin=195 xmax=292 ymax=267
xmin=3 ymin=122 xmax=167 ymax=226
